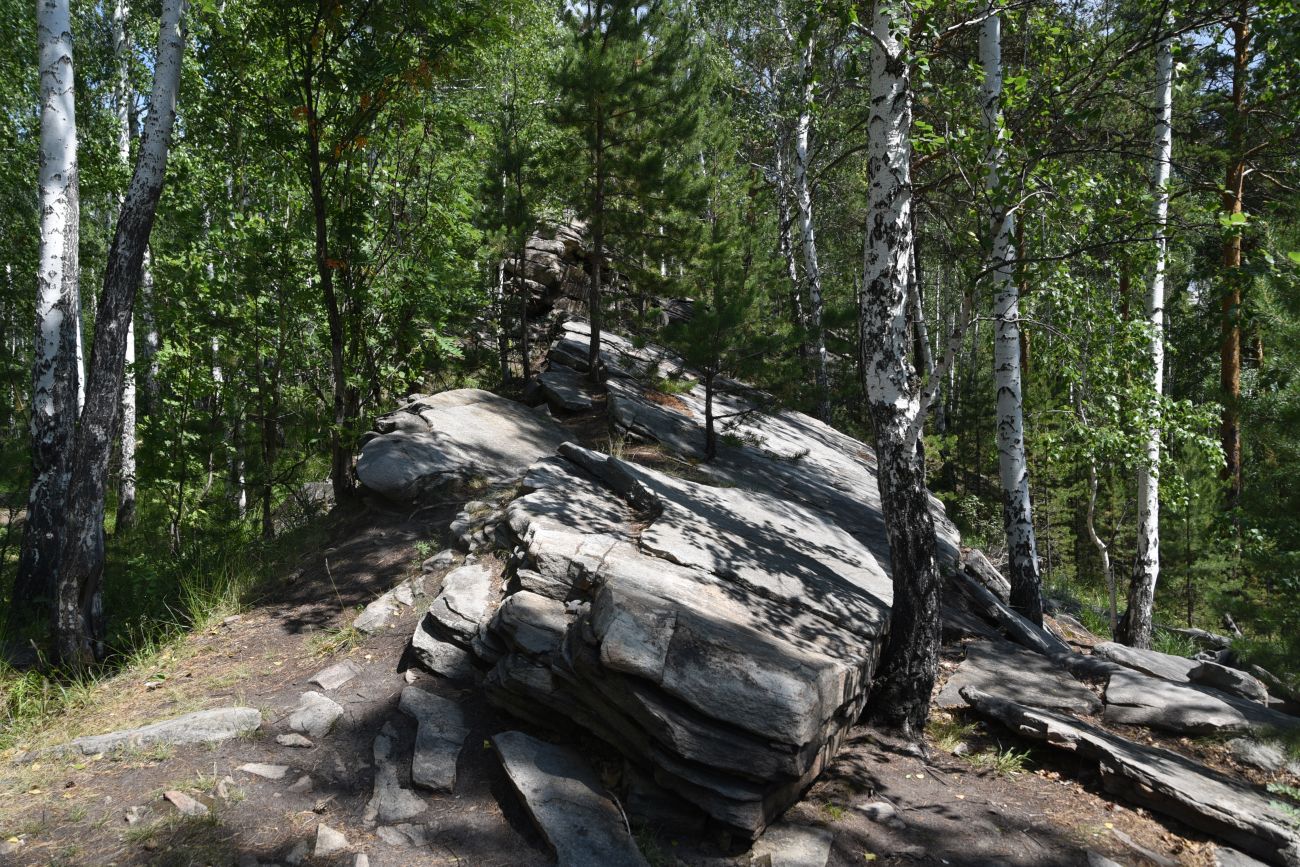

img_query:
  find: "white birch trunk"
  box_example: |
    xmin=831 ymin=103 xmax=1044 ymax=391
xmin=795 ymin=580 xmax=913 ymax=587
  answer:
xmin=13 ymin=0 xmax=82 ymax=626
xmin=982 ymin=7 xmax=1043 ymax=624
xmin=56 ymin=0 xmax=187 ymax=664
xmin=113 ymin=0 xmax=139 ymax=530
xmin=859 ymin=0 xmax=940 ymax=736
xmin=773 ymin=140 xmax=805 ymax=347
xmin=1122 ymin=15 xmax=1174 ymax=649
xmin=792 ymin=33 xmax=829 ymax=422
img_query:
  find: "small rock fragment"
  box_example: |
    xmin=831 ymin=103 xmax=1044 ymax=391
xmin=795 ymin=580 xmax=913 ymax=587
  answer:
xmin=749 ymin=821 xmax=834 ymax=866
xmin=421 ymin=549 xmax=458 ymax=573
xmin=378 ymin=824 xmax=428 ymax=847
xmin=288 ymin=691 xmax=344 ymax=738
xmin=288 ymin=775 xmax=314 ymax=794
xmin=364 ymin=723 xmax=427 ymax=825
xmin=163 ymin=790 xmax=208 ymax=817
xmin=1227 ymin=738 xmax=1286 ymax=771
xmin=276 ymin=733 xmax=314 ymax=748
xmin=315 ymin=823 xmax=349 ymax=856
xmin=1086 ymin=854 xmax=1123 ymax=867
xmin=310 ymin=661 xmax=360 ymax=691
xmin=354 ymin=855 xmax=371 ymax=867
xmin=124 ymin=805 xmax=150 ymax=825
xmin=856 ymin=801 xmax=905 ymax=831
xmin=285 ymin=839 xmax=311 ymax=865
xmin=238 ymin=762 xmax=290 ymax=780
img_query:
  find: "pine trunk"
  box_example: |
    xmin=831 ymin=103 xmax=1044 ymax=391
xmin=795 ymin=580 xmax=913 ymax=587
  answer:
xmin=981 ymin=9 xmax=1042 ymax=625
xmin=1121 ymin=16 xmax=1173 ymax=649
xmin=54 ymin=0 xmax=187 ymax=665
xmin=588 ymin=119 xmax=605 ymax=383
xmin=1220 ymin=2 xmax=1249 ymax=512
xmin=11 ymin=0 xmax=82 ymax=638
xmin=860 ymin=0 xmax=940 ymax=739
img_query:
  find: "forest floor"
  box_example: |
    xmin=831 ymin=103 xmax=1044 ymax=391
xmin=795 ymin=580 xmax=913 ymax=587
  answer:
xmin=0 ymin=410 xmax=1244 ymax=867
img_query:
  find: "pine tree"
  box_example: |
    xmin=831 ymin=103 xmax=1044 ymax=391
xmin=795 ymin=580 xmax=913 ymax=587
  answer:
xmin=553 ymin=0 xmax=703 ymax=380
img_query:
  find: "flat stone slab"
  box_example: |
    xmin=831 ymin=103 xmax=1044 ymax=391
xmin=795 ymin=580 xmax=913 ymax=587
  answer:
xmin=962 ymin=687 xmax=1300 ymax=865
xmin=936 ymin=640 xmax=1102 ymax=714
xmin=398 ymin=686 xmax=469 ymax=792
xmin=364 ymin=723 xmax=427 ymax=825
xmin=163 ymin=790 xmax=209 ymax=817
xmin=310 ymin=661 xmax=359 ymax=691
xmin=288 ymin=691 xmax=344 ymax=738
xmin=1093 ymin=642 xmax=1198 ymax=682
xmin=49 ymin=707 xmax=261 ymax=757
xmin=238 ymin=762 xmax=289 ymax=780
xmin=539 ymin=363 xmax=595 ymax=412
xmin=425 ymin=563 xmax=494 ymax=644
xmin=493 ymin=731 xmax=648 ymax=867
xmin=356 ymin=389 xmax=569 ymax=500
xmin=749 ymin=822 xmax=834 ymax=866
xmin=1104 ymin=669 xmax=1300 ymax=736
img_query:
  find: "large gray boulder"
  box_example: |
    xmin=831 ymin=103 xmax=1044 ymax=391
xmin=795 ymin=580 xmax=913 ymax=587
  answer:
xmin=356 ymin=389 xmax=568 ymax=500
xmin=483 ymin=443 xmax=898 ymax=838
xmin=962 ymin=687 xmax=1300 ymax=866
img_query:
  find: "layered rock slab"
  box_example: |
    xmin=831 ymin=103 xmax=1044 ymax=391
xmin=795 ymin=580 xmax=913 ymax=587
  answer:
xmin=482 ymin=442 xmax=892 ymax=838
xmin=961 ymin=687 xmax=1300 ymax=866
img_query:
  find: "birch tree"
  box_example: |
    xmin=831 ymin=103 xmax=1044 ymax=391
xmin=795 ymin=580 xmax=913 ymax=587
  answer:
xmin=1120 ymin=13 xmax=1174 ymax=649
xmin=860 ymin=0 xmax=940 ymax=737
xmin=10 ymin=0 xmax=82 ymax=636
xmin=55 ymin=0 xmax=187 ymax=664
xmin=788 ymin=22 xmax=830 ymax=421
xmin=981 ymin=4 xmax=1043 ymax=624
xmin=112 ymin=0 xmax=140 ymax=531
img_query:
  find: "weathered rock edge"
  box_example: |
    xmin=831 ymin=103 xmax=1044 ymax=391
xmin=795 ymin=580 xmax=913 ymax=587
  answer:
xmin=960 ymin=687 xmax=1300 ymax=866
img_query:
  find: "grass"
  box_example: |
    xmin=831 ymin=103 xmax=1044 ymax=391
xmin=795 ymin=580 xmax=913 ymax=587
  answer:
xmin=308 ymin=625 xmax=363 ymax=657
xmin=1152 ymin=630 xmax=1198 ymax=658
xmin=822 ymin=802 xmax=847 ymax=821
xmin=927 ymin=713 xmax=978 ymax=754
xmin=966 ymin=746 xmax=1031 ymax=776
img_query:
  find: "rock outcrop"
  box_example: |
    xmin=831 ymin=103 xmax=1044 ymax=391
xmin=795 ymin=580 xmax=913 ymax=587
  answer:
xmin=377 ymin=323 xmax=965 ymax=838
